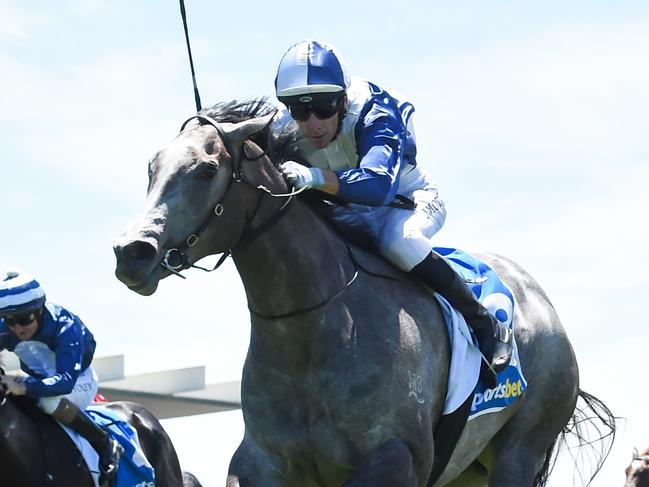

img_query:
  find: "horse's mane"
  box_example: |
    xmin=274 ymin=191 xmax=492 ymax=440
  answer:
xmin=200 ymin=98 xmax=274 ymax=125
xmin=199 ymin=98 xmax=305 ymax=167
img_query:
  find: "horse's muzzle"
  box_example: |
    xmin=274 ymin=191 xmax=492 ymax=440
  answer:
xmin=113 ymin=238 xmax=162 ymax=295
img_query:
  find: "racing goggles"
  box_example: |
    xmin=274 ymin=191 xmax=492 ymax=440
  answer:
xmin=4 ymin=312 xmax=37 ymax=327
xmin=287 ymin=94 xmax=344 ymax=122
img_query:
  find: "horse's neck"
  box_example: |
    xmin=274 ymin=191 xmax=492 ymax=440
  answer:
xmin=232 ymin=198 xmax=352 ymax=323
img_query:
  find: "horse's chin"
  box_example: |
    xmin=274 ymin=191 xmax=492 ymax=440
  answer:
xmin=115 ymin=263 xmax=165 ymax=296
xmin=128 ymin=279 xmax=160 ymax=296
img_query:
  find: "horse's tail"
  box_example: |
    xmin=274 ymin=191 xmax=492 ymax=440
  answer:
xmin=182 ymin=471 xmax=204 ymax=487
xmin=533 ymin=389 xmax=617 ymax=487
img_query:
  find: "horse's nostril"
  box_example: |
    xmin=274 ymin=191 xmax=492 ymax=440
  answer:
xmin=123 ymin=241 xmax=157 ymax=261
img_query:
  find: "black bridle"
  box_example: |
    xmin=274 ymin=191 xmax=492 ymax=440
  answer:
xmin=160 ymin=113 xmax=302 ymax=279
xmin=172 ymin=3 xmax=366 ymax=317
xmin=156 ymin=114 xmax=380 ymax=320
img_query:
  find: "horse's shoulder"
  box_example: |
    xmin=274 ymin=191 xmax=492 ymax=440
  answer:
xmin=10 ymin=396 xmax=54 ymax=425
xmin=8 ymin=396 xmax=76 ymax=446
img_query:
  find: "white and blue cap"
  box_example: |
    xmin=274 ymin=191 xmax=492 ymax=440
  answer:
xmin=0 ymin=268 xmax=46 ymax=317
xmin=275 ymin=40 xmax=351 ymax=103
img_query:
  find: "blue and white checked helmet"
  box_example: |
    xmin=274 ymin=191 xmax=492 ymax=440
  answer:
xmin=275 ymin=40 xmax=351 ymax=103
xmin=0 ymin=269 xmax=46 ymax=317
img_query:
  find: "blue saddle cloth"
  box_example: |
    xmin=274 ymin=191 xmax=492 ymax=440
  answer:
xmin=433 ymin=247 xmax=527 ymax=419
xmin=86 ymin=406 xmax=156 ymax=487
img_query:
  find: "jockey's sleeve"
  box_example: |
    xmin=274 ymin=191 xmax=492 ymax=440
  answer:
xmin=335 ymin=94 xmax=405 ymax=206
xmin=23 ymin=314 xmax=84 ymax=398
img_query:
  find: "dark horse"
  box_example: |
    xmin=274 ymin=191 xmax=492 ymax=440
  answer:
xmin=0 ymin=369 xmax=203 ymax=486
xmin=113 ymin=100 xmax=615 ymax=486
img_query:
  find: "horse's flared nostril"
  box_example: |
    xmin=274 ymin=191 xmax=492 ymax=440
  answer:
xmin=123 ymin=240 xmax=157 ymax=262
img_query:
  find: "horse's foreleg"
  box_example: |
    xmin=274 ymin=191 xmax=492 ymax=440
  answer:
xmin=342 ymin=439 xmax=419 ymax=487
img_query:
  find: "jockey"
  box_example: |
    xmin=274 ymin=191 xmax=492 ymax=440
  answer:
xmin=274 ymin=40 xmax=513 ymax=379
xmin=0 ymin=269 xmax=123 ymax=486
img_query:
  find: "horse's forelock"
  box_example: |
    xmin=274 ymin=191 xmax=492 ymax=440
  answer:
xmin=199 ymin=98 xmax=304 ymax=168
xmin=200 ymin=98 xmax=274 ymax=124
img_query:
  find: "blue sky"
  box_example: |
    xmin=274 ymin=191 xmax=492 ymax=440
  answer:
xmin=2 ymin=1 xmax=648 ymax=485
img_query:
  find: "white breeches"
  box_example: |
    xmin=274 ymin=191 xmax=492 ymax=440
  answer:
xmin=327 ymin=165 xmax=447 ymax=271
xmin=377 ymin=184 xmax=446 ymax=270
xmin=38 ymin=366 xmax=99 ymax=414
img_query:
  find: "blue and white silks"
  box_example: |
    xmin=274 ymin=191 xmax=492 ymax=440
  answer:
xmin=274 ymin=76 xmax=418 ymax=207
xmin=0 ymin=302 xmax=96 ymax=398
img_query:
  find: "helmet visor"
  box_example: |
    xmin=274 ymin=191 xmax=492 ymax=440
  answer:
xmin=285 ymin=93 xmax=344 ymax=122
xmin=4 ymin=312 xmax=38 ymax=327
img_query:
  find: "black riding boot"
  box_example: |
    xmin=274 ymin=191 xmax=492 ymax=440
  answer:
xmin=411 ymin=252 xmax=513 ymax=380
xmin=52 ymin=399 xmax=124 ymax=487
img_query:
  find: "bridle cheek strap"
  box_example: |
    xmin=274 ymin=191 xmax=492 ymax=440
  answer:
xmin=161 ymin=114 xmax=298 ymax=277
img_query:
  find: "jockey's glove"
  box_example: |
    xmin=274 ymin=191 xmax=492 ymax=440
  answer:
xmin=280 ymin=161 xmax=324 ymax=190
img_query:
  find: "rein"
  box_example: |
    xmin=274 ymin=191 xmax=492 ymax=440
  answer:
xmin=172 ymin=5 xmax=364 ymax=318
xmin=159 ymin=114 xmax=381 ymax=320
xmin=248 ymin=238 xmax=361 ymax=320
xmin=160 ymin=114 xmax=303 ymax=278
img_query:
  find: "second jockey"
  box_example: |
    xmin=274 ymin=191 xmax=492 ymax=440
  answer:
xmin=0 ymin=269 xmax=123 ymax=487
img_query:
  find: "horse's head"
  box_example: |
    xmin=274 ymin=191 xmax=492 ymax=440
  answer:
xmin=625 ymin=447 xmax=649 ymax=487
xmin=113 ymin=101 xmax=291 ymax=295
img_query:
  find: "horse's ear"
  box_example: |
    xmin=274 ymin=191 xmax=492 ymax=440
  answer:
xmin=221 ymin=113 xmax=275 ymax=147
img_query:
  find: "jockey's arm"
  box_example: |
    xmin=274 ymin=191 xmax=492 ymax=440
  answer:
xmin=279 ymin=161 xmax=339 ymax=194
xmin=280 ymin=95 xmax=406 ymax=204
xmin=22 ymin=317 xmax=84 ymax=398
xmin=332 ymin=97 xmax=406 ymax=206
xmin=320 ymin=170 xmax=340 ymax=195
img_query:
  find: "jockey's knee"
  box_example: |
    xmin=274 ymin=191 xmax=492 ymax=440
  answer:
xmin=379 ymin=230 xmax=431 ymax=272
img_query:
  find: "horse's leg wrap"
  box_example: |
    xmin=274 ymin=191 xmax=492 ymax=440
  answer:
xmin=53 ymin=399 xmax=123 ymax=486
xmin=341 ymin=439 xmax=418 ymax=487
xmin=411 ymin=251 xmax=513 ymax=379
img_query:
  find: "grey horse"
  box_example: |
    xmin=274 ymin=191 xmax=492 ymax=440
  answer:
xmin=113 ymin=100 xmax=615 ymax=486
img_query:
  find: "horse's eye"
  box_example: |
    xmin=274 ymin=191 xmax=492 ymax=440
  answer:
xmin=198 ymin=163 xmax=218 ymax=181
